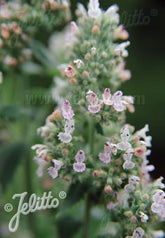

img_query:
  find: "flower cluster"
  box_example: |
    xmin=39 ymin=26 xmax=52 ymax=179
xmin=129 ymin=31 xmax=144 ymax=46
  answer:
xmin=58 ymin=100 xmax=75 ymax=143
xmin=86 ymin=88 xmax=134 ymax=114
xmin=0 ymin=0 xmax=70 ymax=73
xmin=151 ymin=190 xmax=165 ymax=219
xmin=32 ymin=1 xmax=165 ymax=237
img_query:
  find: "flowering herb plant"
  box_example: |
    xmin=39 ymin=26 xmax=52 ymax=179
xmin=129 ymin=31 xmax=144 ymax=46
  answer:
xmin=32 ymin=1 xmax=165 ymax=237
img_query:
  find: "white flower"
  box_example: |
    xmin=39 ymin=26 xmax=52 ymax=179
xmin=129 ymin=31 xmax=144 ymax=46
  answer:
xmin=114 ymin=41 xmax=130 ymax=57
xmin=0 ymin=71 xmax=3 ymax=84
xmin=154 ymin=177 xmax=165 ymax=189
xmin=132 ymin=227 xmax=145 ymax=238
xmin=88 ymin=0 xmax=101 ymax=19
xmin=58 ymin=119 xmax=75 ymax=144
xmin=34 ymin=157 xmax=47 ymax=178
xmin=139 ymin=212 xmax=149 ymax=223
xmin=73 ymin=150 xmax=86 ymax=173
xmin=74 ymin=59 xmax=84 ymax=69
xmin=91 ymin=47 xmax=97 ymax=56
xmin=117 ymin=126 xmax=132 ymax=151
xmin=112 ymin=91 xmax=126 ymax=112
xmin=102 ymin=88 xmax=113 ymax=106
xmin=77 ymin=3 xmax=87 ymax=17
xmin=105 ymin=4 xmax=119 ymax=24
xmin=152 ymin=230 xmax=165 ymax=238
xmin=86 ymin=90 xmax=101 ymax=114
xmin=48 ymin=167 xmax=58 ymax=179
xmin=123 ymin=148 xmax=135 ymax=169
xmin=124 ymin=176 xmax=140 ymax=192
xmin=70 ymin=21 xmax=79 ymax=35
xmin=137 ymin=124 xmax=152 ymax=147
xmin=151 ymin=190 xmax=165 ymax=219
xmin=48 ymin=159 xmax=63 ymax=179
xmin=31 ymin=144 xmax=49 ymax=159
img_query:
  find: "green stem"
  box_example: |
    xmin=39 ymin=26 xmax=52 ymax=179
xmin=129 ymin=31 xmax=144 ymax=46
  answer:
xmin=89 ymin=116 xmax=95 ymax=155
xmin=81 ymin=117 xmax=95 ymax=238
xmin=82 ymin=194 xmax=91 ymax=238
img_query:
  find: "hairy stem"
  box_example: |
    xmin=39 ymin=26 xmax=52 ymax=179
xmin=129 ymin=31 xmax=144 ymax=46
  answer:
xmin=89 ymin=116 xmax=95 ymax=155
xmin=82 ymin=194 xmax=91 ymax=238
xmin=82 ymin=117 xmax=95 ymax=238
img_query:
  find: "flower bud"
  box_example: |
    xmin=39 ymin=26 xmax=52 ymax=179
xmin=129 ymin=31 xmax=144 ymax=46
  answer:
xmin=93 ymin=170 xmax=100 ymax=177
xmin=85 ymin=53 xmax=91 ymax=60
xmin=92 ymin=25 xmax=100 ymax=34
xmin=53 ymin=109 xmax=62 ymax=120
xmin=70 ymin=78 xmax=77 ymax=85
xmin=124 ymin=211 xmax=133 ymax=217
xmin=104 ymin=185 xmax=112 ymax=194
xmin=82 ymin=71 xmax=89 ymax=78
xmin=143 ymin=193 xmax=149 ymax=200
xmin=62 ymin=148 xmax=69 ymax=156
xmin=130 ymin=216 xmax=137 ymax=223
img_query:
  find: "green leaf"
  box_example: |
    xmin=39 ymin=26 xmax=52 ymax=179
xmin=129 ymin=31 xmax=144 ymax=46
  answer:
xmin=62 ymin=181 xmax=90 ymax=210
xmin=96 ymin=123 xmax=104 ymax=135
xmin=0 ymin=105 xmax=22 ymax=121
xmin=29 ymin=39 xmax=56 ymax=67
xmin=56 ymin=215 xmax=82 ymax=238
xmin=0 ymin=142 xmax=26 ymax=190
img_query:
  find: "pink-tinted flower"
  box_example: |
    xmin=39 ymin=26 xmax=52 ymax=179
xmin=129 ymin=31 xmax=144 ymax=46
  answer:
xmin=58 ymin=132 xmax=72 ymax=144
xmin=104 ymin=142 xmax=111 ymax=154
xmin=99 ymin=152 xmax=111 ymax=164
xmin=48 ymin=159 xmax=63 ymax=179
xmin=123 ymin=148 xmax=135 ymax=169
xmin=114 ymin=25 xmax=129 ymax=40
xmin=73 ymin=150 xmax=86 ymax=173
xmin=112 ymin=91 xmax=126 ymax=112
xmin=70 ymin=21 xmax=79 ymax=35
xmin=114 ymin=41 xmax=130 ymax=57
xmin=151 ymin=190 xmax=165 ymax=219
xmin=58 ymin=120 xmax=75 ymax=144
xmin=62 ymin=100 xmax=74 ymax=120
xmin=73 ymin=162 xmax=86 ymax=173
xmin=124 ymin=176 xmax=140 ymax=192
xmin=107 ymin=202 xmax=118 ymax=210
xmin=74 ymin=59 xmax=84 ymax=69
xmin=75 ymin=150 xmax=86 ymax=163
xmin=102 ymin=88 xmax=113 ymax=105
xmin=34 ymin=157 xmax=47 ymax=178
xmin=134 ymin=147 xmax=146 ymax=157
xmin=122 ymin=96 xmax=135 ymax=113
xmin=86 ymin=90 xmax=101 ymax=114
xmin=105 ymin=4 xmax=119 ymax=24
xmin=52 ymin=159 xmax=63 ymax=170
xmin=65 ymin=65 xmax=75 ymax=78
xmin=117 ymin=126 xmax=132 ymax=151
xmin=99 ymin=142 xmax=112 ymax=164
xmin=132 ymin=227 xmax=145 ymax=238
xmin=48 ymin=167 xmax=58 ymax=179
xmin=88 ymin=0 xmax=101 ymax=19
